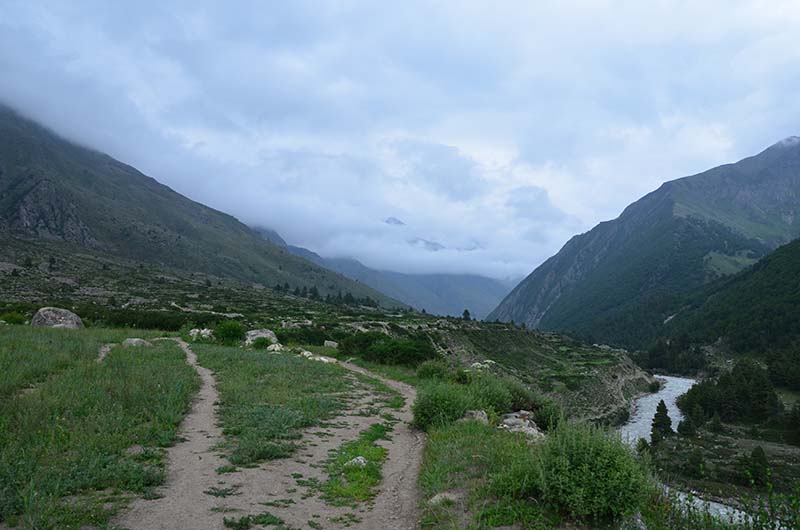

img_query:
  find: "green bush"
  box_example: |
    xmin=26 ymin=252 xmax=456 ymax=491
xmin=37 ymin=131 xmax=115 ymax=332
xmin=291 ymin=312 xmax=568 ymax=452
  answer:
xmin=340 ymin=331 xmax=435 ymax=366
xmin=416 ymin=360 xmax=451 ymax=380
xmin=467 ymin=373 xmax=513 ymax=415
xmin=412 ymin=381 xmax=471 ymax=430
xmin=0 ymin=312 xmax=26 ymax=325
xmin=215 ymin=320 xmax=246 ymax=346
xmin=251 ymin=337 xmax=271 ymax=349
xmin=275 ymin=327 xmax=332 ymax=346
xmin=532 ymin=423 xmax=650 ymax=520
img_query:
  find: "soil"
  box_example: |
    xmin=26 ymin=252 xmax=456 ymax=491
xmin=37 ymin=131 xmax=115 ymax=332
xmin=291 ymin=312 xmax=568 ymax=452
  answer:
xmin=114 ymin=340 xmax=424 ymax=530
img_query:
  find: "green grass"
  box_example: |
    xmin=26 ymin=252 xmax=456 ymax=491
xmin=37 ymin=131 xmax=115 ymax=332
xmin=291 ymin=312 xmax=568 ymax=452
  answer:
xmin=419 ymin=421 xmax=552 ymax=529
xmin=0 ymin=324 xmax=164 ymax=398
xmin=321 ymin=423 xmax=393 ymax=505
xmin=0 ymin=330 xmax=199 ymax=528
xmin=193 ymin=344 xmax=351 ymax=466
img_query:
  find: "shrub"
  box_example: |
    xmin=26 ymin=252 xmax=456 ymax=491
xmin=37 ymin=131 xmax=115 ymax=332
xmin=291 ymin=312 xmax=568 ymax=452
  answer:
xmin=275 ymin=327 xmax=332 ymax=346
xmin=532 ymin=423 xmax=650 ymax=520
xmin=416 ymin=360 xmax=451 ymax=380
xmin=0 ymin=312 xmax=26 ymax=325
xmin=467 ymin=373 xmax=513 ymax=415
xmin=531 ymin=397 xmax=564 ymax=432
xmin=251 ymin=337 xmax=271 ymax=350
xmin=340 ymin=331 xmax=435 ymax=366
xmin=504 ymin=378 xmax=539 ymax=411
xmin=412 ymin=381 xmax=471 ymax=430
xmin=215 ymin=320 xmax=246 ymax=346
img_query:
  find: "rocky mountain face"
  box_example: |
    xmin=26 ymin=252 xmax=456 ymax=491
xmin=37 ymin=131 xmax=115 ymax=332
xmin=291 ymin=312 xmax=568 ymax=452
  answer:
xmin=489 ymin=138 xmax=800 ymax=348
xmin=254 ymin=227 xmax=512 ymax=319
xmin=0 ymin=104 xmax=400 ymax=307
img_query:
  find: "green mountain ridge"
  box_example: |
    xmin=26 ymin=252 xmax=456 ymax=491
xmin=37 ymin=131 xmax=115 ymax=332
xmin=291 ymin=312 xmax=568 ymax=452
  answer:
xmin=666 ymin=237 xmax=800 ymax=355
xmin=0 ymin=104 xmax=401 ymax=308
xmin=488 ymin=139 xmax=800 ymax=349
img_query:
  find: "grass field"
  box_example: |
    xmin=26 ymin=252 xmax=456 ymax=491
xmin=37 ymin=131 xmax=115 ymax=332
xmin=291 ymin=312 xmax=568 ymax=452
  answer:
xmin=0 ymin=325 xmax=165 ymax=399
xmin=0 ymin=326 xmax=198 ymax=529
xmin=193 ymin=344 xmax=353 ymax=466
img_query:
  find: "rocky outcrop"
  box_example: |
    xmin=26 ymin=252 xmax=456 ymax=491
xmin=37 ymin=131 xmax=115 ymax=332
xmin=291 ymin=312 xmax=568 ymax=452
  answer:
xmin=30 ymin=307 xmax=84 ymax=329
xmin=499 ymin=411 xmax=545 ymax=440
xmin=245 ymin=329 xmax=278 ymax=346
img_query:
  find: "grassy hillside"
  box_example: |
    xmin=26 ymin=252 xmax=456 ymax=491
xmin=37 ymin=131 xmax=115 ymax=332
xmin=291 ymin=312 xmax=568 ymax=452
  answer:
xmin=0 ymin=104 xmax=399 ymax=307
xmin=490 ymin=138 xmax=800 ymax=349
xmin=667 ymin=238 xmax=800 ymax=354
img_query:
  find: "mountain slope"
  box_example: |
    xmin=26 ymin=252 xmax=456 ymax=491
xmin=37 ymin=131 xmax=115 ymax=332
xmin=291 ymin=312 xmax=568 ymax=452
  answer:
xmin=489 ymin=139 xmax=800 ymax=348
xmin=667 ymin=238 xmax=800 ymax=354
xmin=0 ymin=104 xmax=401 ymax=307
xmin=254 ymin=227 xmax=511 ymax=319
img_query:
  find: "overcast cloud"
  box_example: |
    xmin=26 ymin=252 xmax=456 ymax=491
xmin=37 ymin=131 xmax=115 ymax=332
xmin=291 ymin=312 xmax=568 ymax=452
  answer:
xmin=2 ymin=0 xmax=799 ymax=279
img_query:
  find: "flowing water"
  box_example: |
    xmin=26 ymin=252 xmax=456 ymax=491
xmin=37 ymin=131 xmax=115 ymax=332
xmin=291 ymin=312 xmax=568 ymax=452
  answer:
xmin=619 ymin=375 xmax=695 ymax=444
xmin=619 ymin=375 xmax=750 ymax=523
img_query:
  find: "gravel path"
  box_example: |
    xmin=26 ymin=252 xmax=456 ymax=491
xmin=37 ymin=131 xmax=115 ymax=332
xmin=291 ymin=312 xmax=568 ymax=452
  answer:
xmin=115 ymin=341 xmax=424 ymax=530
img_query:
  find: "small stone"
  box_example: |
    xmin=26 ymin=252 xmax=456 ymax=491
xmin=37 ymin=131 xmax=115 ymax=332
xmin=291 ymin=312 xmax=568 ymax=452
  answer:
xmin=428 ymin=491 xmax=462 ymax=506
xmin=459 ymin=410 xmax=489 ymax=424
xmin=323 ymin=340 xmax=339 ymax=348
xmin=125 ymin=444 xmax=145 ymax=456
xmin=344 ymin=456 xmax=367 ymax=468
xmin=122 ymin=338 xmax=153 ymax=348
xmin=267 ymin=343 xmax=284 ymax=352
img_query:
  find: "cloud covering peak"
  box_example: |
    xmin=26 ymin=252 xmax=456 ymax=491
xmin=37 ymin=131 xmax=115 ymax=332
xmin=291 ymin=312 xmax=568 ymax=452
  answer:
xmin=2 ymin=1 xmax=799 ymax=278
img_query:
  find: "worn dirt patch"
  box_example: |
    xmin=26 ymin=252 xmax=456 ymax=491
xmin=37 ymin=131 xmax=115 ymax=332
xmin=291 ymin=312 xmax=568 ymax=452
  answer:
xmin=114 ymin=342 xmax=424 ymax=530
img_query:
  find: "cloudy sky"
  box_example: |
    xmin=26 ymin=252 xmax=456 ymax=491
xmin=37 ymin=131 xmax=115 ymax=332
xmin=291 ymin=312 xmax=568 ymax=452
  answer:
xmin=2 ymin=1 xmax=799 ymax=279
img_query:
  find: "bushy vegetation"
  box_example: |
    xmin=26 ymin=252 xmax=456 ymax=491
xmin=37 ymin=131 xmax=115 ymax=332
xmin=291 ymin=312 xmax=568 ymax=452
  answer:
xmin=0 ymin=311 xmax=25 ymax=324
xmin=322 ymin=422 xmax=392 ymax=504
xmin=0 ymin=333 xmax=198 ymax=528
xmin=274 ymin=326 xmax=336 ymax=346
xmin=214 ymin=320 xmax=246 ymax=346
xmin=339 ymin=331 xmax=435 ymax=366
xmin=412 ymin=371 xmax=558 ymax=431
xmin=678 ymin=359 xmax=782 ymax=423
xmin=420 ymin=419 xmax=652 ymax=527
xmin=502 ymin=423 xmax=650 ymax=520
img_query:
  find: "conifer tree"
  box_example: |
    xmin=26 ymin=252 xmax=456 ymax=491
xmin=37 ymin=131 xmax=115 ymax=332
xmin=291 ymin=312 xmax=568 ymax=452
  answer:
xmin=651 ymin=399 xmax=673 ymax=444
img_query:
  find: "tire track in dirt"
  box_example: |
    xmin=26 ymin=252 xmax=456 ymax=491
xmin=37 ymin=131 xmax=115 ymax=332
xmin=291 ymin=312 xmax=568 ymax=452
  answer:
xmin=115 ymin=341 xmax=424 ymax=530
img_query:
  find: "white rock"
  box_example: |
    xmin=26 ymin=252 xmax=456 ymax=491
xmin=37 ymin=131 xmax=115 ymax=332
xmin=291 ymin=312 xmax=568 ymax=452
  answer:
xmin=428 ymin=491 xmax=462 ymax=506
xmin=344 ymin=456 xmax=367 ymax=468
xmin=0 ymin=320 xmax=6 ymax=326
xmin=499 ymin=410 xmax=545 ymax=440
xmin=323 ymin=340 xmax=339 ymax=348
xmin=30 ymin=307 xmax=83 ymax=329
xmin=122 ymin=338 xmax=153 ymax=348
xmin=460 ymin=410 xmax=489 ymax=425
xmin=245 ymin=329 xmax=278 ymax=346
xmin=189 ymin=328 xmax=214 ymax=341
xmin=267 ymin=343 xmax=284 ymax=352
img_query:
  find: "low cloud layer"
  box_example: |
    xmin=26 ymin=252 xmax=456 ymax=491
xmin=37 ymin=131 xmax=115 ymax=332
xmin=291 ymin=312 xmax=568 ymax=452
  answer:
xmin=2 ymin=1 xmax=799 ymax=279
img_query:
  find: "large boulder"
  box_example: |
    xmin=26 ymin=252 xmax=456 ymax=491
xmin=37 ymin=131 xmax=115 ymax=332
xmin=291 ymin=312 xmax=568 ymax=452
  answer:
xmin=30 ymin=307 xmax=84 ymax=329
xmin=245 ymin=329 xmax=278 ymax=346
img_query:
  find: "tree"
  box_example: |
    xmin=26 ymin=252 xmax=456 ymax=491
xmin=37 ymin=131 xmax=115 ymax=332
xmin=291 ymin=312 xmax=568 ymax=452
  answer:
xmin=462 ymin=309 xmax=471 ymax=321
xmin=23 ymin=257 xmax=33 ymax=267
xmin=651 ymin=399 xmax=673 ymax=444
xmin=677 ymin=415 xmax=696 ymax=437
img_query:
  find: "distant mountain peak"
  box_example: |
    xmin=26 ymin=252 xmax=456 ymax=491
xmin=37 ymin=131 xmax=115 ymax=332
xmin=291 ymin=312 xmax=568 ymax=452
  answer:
xmin=384 ymin=217 xmax=406 ymax=226
xmin=774 ymin=136 xmax=800 ymax=148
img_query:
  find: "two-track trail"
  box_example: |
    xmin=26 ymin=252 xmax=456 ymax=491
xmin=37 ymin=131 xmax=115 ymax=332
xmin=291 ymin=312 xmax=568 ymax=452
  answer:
xmin=115 ymin=339 xmax=424 ymax=530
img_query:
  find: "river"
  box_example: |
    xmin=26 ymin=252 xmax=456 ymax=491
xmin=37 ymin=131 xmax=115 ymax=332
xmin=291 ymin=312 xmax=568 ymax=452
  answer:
xmin=618 ymin=375 xmax=751 ymax=523
xmin=619 ymin=375 xmax=695 ymax=444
